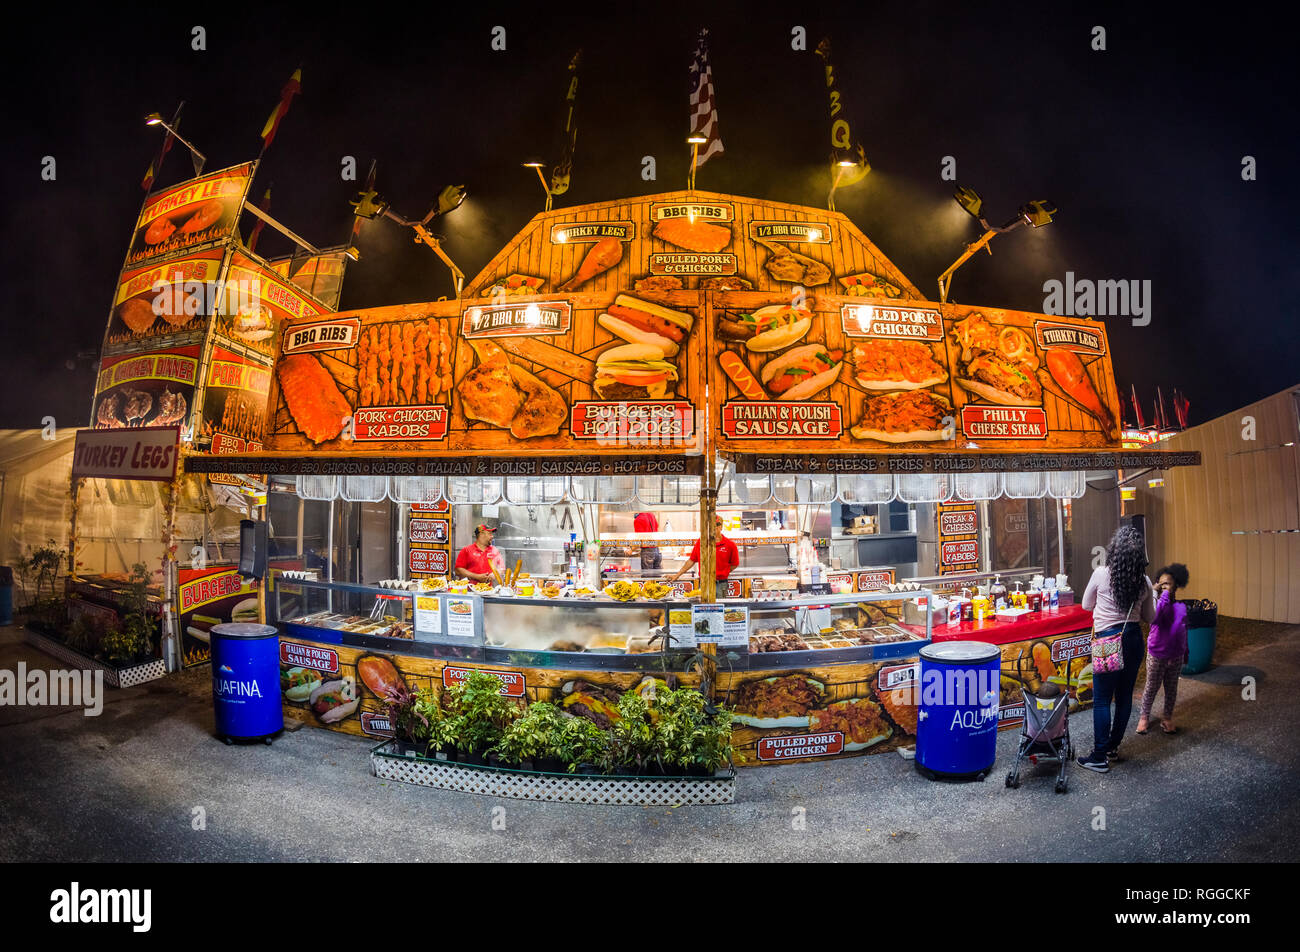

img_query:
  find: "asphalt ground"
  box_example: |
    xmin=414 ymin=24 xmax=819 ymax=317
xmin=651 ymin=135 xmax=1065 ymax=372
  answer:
xmin=2 ymin=619 xmax=1297 ymax=862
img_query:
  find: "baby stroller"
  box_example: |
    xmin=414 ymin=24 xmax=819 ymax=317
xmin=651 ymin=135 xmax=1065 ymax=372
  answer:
xmin=1005 ymin=681 xmax=1073 ymax=794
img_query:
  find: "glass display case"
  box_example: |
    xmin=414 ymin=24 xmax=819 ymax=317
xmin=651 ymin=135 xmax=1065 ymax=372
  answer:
xmin=272 ymin=577 xmax=933 ymax=672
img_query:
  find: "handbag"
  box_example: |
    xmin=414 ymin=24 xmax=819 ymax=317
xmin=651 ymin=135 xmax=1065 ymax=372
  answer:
xmin=1091 ymin=601 xmax=1136 ymax=674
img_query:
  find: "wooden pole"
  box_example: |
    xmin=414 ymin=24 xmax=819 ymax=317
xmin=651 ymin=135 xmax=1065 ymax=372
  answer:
xmin=688 ymin=141 xmax=700 ymax=191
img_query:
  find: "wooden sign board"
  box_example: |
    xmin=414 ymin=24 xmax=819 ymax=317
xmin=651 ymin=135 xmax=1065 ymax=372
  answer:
xmin=709 ymin=292 xmax=1125 ymax=458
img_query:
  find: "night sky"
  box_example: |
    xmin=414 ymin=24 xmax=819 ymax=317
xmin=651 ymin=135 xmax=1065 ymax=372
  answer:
xmin=5 ymin=2 xmax=1296 ymax=431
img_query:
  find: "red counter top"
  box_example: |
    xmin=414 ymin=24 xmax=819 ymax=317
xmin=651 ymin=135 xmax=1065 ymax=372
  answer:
xmin=905 ymin=605 xmax=1094 ymax=646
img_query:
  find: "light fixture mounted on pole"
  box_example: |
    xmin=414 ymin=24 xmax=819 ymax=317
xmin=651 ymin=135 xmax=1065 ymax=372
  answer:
xmin=144 ymin=111 xmax=206 ymax=176
xmin=350 ymin=183 xmax=469 ymax=298
xmin=686 ymin=135 xmax=708 ymax=191
xmin=522 ymin=159 xmax=553 ymax=212
xmin=937 ymin=184 xmax=1056 ymax=303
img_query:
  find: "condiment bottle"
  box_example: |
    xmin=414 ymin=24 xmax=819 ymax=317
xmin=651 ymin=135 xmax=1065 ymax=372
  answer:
xmin=990 ymin=574 xmax=1007 ymax=611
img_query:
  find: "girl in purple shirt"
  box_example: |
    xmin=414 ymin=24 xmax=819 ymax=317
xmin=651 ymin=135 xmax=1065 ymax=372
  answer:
xmin=1137 ymin=563 xmax=1190 ymax=735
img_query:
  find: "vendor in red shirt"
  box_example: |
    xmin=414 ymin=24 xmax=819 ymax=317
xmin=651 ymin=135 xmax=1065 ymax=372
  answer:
xmin=633 ymin=511 xmax=662 ymax=570
xmin=454 ymin=523 xmax=506 ymax=582
xmin=670 ymin=516 xmax=740 ymax=581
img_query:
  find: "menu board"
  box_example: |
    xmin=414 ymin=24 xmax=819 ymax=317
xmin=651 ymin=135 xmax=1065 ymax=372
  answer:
xmin=408 ymin=500 xmax=451 ymax=578
xmin=196 ymin=345 xmax=271 ymax=453
xmin=92 ymin=344 xmax=199 ymax=431
xmin=261 ymin=294 xmax=707 ymax=458
xmin=269 ymin=251 xmax=348 ymax=312
xmin=216 ymin=250 xmax=326 ymax=361
xmin=125 ymin=163 xmax=254 ymax=267
xmin=710 ymin=293 xmax=1123 ymax=458
xmin=105 ymin=247 xmax=226 ymax=351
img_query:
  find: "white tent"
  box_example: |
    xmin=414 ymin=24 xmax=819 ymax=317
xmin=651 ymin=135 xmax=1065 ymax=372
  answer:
xmin=0 ymin=428 xmax=245 ymax=602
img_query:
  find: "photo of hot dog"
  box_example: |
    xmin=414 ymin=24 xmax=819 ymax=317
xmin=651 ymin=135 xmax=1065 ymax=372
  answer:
xmin=594 ymin=343 xmax=679 ymax=399
xmin=760 ymin=344 xmax=844 ymax=401
xmin=310 ymin=676 xmax=360 ymax=724
xmin=597 ymin=295 xmax=694 ymax=356
xmin=718 ymin=304 xmax=813 ymax=353
xmin=718 ymin=351 xmax=767 ymax=400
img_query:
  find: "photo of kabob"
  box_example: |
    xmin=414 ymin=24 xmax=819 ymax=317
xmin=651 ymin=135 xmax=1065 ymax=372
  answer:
xmin=355 ymin=318 xmax=454 ymax=407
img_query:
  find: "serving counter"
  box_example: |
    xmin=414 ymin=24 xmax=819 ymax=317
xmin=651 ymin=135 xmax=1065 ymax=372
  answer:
xmin=270 ymin=576 xmax=934 ymax=765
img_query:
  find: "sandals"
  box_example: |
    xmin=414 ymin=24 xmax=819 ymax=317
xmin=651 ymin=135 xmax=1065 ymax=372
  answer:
xmin=1161 ymin=722 xmax=1178 ymax=734
xmin=1136 ymin=719 xmax=1149 ymax=735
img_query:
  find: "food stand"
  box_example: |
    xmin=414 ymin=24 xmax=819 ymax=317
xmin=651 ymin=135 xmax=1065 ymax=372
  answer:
xmin=185 ymin=188 xmax=1200 ymax=766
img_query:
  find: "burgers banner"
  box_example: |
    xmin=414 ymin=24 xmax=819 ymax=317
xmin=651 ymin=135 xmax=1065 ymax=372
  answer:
xmin=125 ymin=163 xmax=255 ymax=267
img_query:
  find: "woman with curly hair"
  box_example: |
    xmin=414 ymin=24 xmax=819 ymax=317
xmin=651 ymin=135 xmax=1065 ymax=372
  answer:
xmin=1077 ymin=525 xmax=1156 ymax=772
xmin=1137 ymin=563 xmax=1191 ymax=735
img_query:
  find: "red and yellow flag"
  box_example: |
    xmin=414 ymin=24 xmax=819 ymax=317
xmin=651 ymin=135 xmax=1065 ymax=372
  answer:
xmin=259 ymin=69 xmax=302 ymax=152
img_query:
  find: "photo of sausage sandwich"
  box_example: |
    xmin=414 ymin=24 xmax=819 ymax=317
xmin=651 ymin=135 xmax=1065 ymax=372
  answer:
xmin=760 ymin=344 xmax=844 ymax=401
xmin=717 ymin=304 xmax=813 ymax=353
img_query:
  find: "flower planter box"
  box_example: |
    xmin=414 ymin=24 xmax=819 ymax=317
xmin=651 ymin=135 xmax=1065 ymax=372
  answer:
xmin=370 ymin=741 xmax=735 ymax=805
xmin=23 ymin=627 xmax=166 ymax=689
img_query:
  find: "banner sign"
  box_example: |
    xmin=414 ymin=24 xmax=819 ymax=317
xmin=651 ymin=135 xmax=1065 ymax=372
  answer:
xmin=217 ymin=250 xmax=326 ymax=360
xmin=71 ymin=426 xmax=180 ymax=481
xmin=92 ymin=345 xmax=199 ymax=431
xmin=269 ymin=251 xmax=348 ymax=312
xmin=126 ymin=163 xmax=254 ymax=267
xmin=106 ymin=248 xmax=226 ymax=348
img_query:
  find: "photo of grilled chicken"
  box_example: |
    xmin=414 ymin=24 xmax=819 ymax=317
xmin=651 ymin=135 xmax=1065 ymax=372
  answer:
xmin=457 ymin=340 xmax=524 ymax=428
xmin=759 ymin=240 xmax=831 ymax=286
xmin=277 ymin=353 xmax=351 ymax=443
xmin=559 ymin=236 xmax=623 ymax=291
xmin=152 ymin=388 xmax=188 ymax=426
xmin=652 ymin=217 xmax=732 ymax=253
xmin=96 ymin=393 xmax=123 ymax=428
xmin=121 ymin=388 xmax=153 ymax=426
xmin=507 ymin=364 xmax=566 ymax=439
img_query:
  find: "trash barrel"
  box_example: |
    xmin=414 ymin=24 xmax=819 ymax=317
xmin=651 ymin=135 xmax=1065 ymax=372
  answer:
xmin=0 ymin=566 xmax=12 ymax=626
xmin=1182 ymin=598 xmax=1218 ymax=675
xmin=915 ymin=640 xmax=1001 ymax=781
xmin=210 ymin=623 xmax=283 ymax=744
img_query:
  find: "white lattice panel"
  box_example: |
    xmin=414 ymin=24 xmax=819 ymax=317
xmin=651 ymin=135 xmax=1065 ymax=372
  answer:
xmin=24 ymin=629 xmax=167 ymax=689
xmin=372 ymin=744 xmax=735 ymax=805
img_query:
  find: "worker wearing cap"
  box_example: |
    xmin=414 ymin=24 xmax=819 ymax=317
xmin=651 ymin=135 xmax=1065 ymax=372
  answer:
xmin=670 ymin=515 xmax=740 ymax=582
xmin=454 ymin=523 xmax=506 ymax=582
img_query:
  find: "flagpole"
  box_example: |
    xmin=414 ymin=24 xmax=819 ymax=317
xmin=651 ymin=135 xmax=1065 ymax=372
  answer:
xmin=688 ymin=141 xmax=699 ymax=191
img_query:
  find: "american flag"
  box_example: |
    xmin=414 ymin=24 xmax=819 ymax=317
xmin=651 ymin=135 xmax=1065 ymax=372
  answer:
xmin=688 ymin=28 xmax=724 ymax=168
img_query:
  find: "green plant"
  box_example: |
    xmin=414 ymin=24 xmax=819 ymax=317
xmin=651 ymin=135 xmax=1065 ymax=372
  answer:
xmin=382 ymin=685 xmax=441 ymax=749
xmin=494 ymin=702 xmax=564 ymax=765
xmin=553 ymin=716 xmax=609 ymax=773
xmin=21 ymin=539 xmax=68 ymax=605
xmin=64 ymin=614 xmax=94 ymax=653
xmin=657 ymin=688 xmax=733 ymax=774
xmin=609 ymin=691 xmax=662 ymax=772
xmin=444 ymin=671 xmax=523 ymax=754
xmin=97 ymin=626 xmax=136 ymax=666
